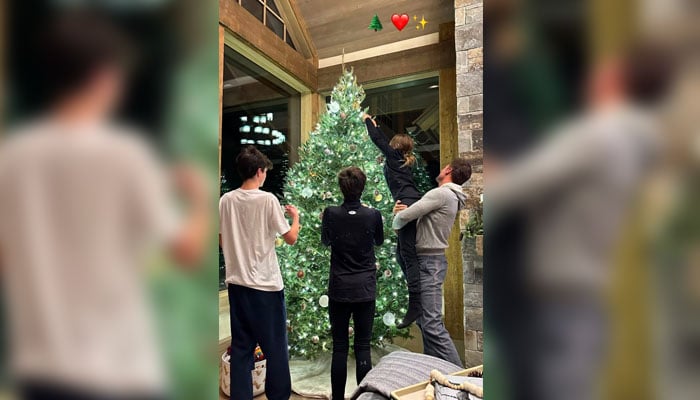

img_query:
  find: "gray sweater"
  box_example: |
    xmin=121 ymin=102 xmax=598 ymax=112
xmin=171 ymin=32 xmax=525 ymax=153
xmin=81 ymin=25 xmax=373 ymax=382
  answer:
xmin=392 ymin=182 xmax=466 ymax=255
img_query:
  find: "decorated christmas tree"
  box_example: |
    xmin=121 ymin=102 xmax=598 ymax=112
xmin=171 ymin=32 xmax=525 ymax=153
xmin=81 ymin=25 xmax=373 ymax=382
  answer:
xmin=277 ymin=69 xmax=431 ymax=358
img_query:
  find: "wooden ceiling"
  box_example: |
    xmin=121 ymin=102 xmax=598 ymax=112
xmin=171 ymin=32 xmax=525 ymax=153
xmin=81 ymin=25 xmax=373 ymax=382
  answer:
xmin=294 ymin=0 xmax=455 ymax=60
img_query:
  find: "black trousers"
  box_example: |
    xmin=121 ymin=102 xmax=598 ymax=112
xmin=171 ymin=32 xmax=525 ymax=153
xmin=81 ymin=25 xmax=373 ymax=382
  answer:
xmin=328 ymin=299 xmax=375 ymax=400
xmin=396 ymin=220 xmax=420 ymax=294
xmin=228 ymin=284 xmax=291 ymax=400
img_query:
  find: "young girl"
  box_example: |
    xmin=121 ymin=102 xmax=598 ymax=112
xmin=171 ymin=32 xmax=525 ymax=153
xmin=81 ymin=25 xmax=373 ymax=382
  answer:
xmin=322 ymin=167 xmax=384 ymax=399
xmin=363 ymin=113 xmax=422 ymax=329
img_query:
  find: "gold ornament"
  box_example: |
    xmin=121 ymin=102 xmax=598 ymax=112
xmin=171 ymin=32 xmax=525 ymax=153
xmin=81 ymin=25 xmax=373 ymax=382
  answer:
xmin=275 ymin=237 xmax=284 ymax=247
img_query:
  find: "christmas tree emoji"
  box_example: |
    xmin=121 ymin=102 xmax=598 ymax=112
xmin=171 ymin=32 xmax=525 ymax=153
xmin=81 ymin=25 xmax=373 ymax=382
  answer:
xmin=368 ymin=14 xmax=383 ymax=32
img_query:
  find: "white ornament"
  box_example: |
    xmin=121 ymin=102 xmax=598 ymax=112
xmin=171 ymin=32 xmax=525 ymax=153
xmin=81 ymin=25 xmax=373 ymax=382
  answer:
xmin=301 ymin=187 xmax=313 ymax=198
xmin=319 ymin=295 xmax=329 ymax=308
xmin=383 ymin=312 xmax=396 ymax=327
xmin=328 ymin=101 xmax=340 ymax=114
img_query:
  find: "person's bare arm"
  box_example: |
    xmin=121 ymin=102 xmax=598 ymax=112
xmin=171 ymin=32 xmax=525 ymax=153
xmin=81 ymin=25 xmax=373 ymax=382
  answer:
xmin=282 ymin=205 xmax=301 ymax=245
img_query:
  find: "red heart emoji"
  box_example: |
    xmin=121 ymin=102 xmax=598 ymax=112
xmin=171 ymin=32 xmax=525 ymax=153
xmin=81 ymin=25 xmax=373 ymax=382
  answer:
xmin=391 ymin=13 xmax=409 ymax=31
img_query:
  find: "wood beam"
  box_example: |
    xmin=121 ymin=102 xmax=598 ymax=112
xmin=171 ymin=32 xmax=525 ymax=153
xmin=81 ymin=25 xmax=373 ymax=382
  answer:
xmin=317 ymin=40 xmax=455 ymax=91
xmin=436 ymin=22 xmax=464 ymax=344
xmin=219 ymin=25 xmax=224 ymax=193
xmin=219 ymin=0 xmax=317 ymax=91
xmin=319 ymin=33 xmax=440 ymax=68
xmin=275 ymin=0 xmax=318 ymax=64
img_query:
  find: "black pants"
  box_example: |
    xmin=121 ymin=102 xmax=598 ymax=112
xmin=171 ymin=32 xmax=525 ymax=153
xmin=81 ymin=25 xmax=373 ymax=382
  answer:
xmin=328 ymin=299 xmax=375 ymax=400
xmin=396 ymin=220 xmax=420 ymax=294
xmin=228 ymin=284 xmax=291 ymax=400
xmin=19 ymin=381 xmax=167 ymax=400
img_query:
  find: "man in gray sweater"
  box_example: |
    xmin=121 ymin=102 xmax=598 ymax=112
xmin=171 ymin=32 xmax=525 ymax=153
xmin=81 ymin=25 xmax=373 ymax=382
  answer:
xmin=392 ymin=158 xmax=471 ymax=366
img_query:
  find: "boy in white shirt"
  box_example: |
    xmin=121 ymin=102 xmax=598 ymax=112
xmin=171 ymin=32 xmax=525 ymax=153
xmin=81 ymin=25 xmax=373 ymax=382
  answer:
xmin=219 ymin=146 xmax=300 ymax=400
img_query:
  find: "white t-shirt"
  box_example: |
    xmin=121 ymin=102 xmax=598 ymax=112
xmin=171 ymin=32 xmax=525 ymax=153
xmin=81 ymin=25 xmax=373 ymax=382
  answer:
xmin=219 ymin=189 xmax=290 ymax=292
xmin=0 ymin=119 xmax=177 ymax=395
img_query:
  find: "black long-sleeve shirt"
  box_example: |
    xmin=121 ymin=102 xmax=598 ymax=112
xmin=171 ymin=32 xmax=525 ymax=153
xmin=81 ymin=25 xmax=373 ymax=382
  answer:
xmin=321 ymin=200 xmax=384 ymax=303
xmin=365 ymin=119 xmax=422 ymax=206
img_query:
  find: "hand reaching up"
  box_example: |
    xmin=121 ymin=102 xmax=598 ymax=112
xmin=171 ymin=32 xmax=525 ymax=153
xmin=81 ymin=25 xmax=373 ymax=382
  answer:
xmin=362 ymin=113 xmax=377 ymax=127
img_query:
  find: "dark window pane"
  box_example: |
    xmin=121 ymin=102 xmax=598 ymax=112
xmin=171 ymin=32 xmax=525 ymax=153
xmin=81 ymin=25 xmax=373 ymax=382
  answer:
xmin=363 ymin=77 xmax=441 ymax=186
xmin=266 ymin=0 xmax=280 ymax=16
xmin=241 ymin=0 xmax=263 ymax=22
xmin=266 ymin=13 xmax=285 ymax=40
xmin=285 ymin=30 xmax=296 ymax=49
xmin=221 ymin=47 xmax=300 ymax=289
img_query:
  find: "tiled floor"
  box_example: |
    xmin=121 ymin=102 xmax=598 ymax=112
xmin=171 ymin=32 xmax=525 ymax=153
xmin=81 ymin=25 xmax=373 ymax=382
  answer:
xmin=218 ymin=291 xmax=466 ymax=400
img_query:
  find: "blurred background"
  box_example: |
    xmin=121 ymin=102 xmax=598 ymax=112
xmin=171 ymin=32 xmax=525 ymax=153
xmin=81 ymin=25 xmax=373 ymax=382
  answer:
xmin=1 ymin=1 xmax=219 ymax=399
xmin=484 ymin=0 xmax=698 ymax=399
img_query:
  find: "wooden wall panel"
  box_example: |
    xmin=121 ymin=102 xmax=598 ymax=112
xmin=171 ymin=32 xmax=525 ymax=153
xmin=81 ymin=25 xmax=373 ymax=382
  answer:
xmin=317 ymin=40 xmax=455 ymax=91
xmin=219 ymin=0 xmax=317 ymax=90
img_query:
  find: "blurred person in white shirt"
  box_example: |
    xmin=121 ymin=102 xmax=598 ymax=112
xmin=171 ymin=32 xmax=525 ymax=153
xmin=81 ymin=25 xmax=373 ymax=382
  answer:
xmin=488 ymin=43 xmax=675 ymax=400
xmin=0 ymin=10 xmax=208 ymax=400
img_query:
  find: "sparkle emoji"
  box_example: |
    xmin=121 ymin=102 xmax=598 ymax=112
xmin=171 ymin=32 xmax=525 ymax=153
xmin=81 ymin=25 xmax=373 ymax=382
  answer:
xmin=415 ymin=15 xmax=428 ymax=30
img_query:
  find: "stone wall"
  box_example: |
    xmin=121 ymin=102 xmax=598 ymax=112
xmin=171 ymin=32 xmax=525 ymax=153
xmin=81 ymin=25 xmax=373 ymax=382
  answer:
xmin=455 ymin=0 xmax=483 ymax=367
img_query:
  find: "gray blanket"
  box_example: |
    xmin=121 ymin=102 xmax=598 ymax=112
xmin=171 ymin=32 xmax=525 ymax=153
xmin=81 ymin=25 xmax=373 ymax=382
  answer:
xmin=351 ymin=352 xmax=463 ymax=400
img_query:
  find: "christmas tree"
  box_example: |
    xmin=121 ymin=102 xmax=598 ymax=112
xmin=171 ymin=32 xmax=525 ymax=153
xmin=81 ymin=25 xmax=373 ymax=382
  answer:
xmin=278 ymin=69 xmax=431 ymax=358
xmin=368 ymin=14 xmax=383 ymax=32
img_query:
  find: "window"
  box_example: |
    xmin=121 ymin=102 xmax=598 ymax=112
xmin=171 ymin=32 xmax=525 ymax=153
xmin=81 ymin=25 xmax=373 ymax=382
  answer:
xmin=362 ymin=77 xmax=442 ymax=186
xmin=237 ymin=0 xmax=296 ymax=50
xmin=220 ymin=47 xmax=301 ymax=289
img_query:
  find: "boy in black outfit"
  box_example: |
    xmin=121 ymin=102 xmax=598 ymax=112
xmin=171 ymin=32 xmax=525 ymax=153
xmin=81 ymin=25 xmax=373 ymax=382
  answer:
xmin=322 ymin=167 xmax=384 ymax=399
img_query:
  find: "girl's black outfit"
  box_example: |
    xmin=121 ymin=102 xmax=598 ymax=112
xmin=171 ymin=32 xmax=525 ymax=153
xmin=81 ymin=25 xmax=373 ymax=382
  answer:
xmin=364 ymin=118 xmax=423 ymax=328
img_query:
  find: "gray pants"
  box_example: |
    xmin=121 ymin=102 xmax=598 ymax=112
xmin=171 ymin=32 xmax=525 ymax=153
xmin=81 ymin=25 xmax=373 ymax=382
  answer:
xmin=530 ymin=299 xmax=607 ymax=400
xmin=416 ymin=254 xmax=464 ymax=367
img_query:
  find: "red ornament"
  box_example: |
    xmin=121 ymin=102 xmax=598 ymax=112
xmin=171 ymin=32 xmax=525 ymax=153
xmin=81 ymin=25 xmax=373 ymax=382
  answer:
xmin=297 ymin=270 xmax=305 ymax=279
